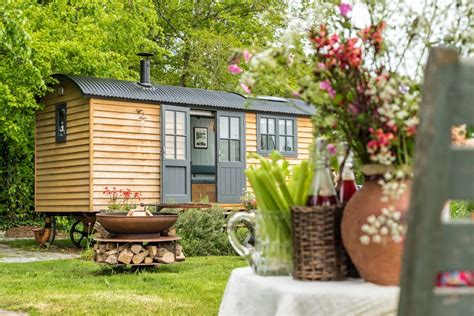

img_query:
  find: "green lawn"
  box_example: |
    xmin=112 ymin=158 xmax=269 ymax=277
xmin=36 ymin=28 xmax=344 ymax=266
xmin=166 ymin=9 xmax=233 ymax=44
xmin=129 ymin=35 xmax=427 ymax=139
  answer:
xmin=0 ymin=256 xmax=246 ymax=315
xmin=0 ymin=238 xmax=78 ymax=252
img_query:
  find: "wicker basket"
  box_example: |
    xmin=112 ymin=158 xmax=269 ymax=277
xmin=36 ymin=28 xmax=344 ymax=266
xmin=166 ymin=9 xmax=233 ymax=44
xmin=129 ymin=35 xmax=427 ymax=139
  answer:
xmin=290 ymin=205 xmax=348 ymax=281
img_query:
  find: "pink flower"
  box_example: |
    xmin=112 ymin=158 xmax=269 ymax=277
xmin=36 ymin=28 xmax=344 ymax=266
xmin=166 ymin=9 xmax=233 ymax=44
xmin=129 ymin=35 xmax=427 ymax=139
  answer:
xmin=326 ymin=143 xmax=337 ymax=156
xmin=228 ymin=64 xmax=242 ymax=74
xmin=339 ymin=3 xmax=352 ymax=18
xmin=243 ymin=50 xmax=252 ymax=63
xmin=240 ymin=82 xmax=251 ymax=94
xmin=291 ymin=90 xmax=300 ymax=99
xmin=319 ymin=80 xmax=336 ymax=99
xmin=318 ymin=62 xmax=326 ymax=69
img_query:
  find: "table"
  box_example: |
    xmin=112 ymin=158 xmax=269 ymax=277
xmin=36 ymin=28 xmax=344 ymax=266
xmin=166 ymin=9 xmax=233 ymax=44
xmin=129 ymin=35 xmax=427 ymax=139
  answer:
xmin=219 ymin=267 xmax=400 ymax=316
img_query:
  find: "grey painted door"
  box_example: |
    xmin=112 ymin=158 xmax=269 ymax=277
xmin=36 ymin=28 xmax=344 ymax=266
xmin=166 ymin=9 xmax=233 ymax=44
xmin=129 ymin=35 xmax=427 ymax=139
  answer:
xmin=161 ymin=105 xmax=191 ymax=203
xmin=217 ymin=111 xmax=245 ymax=203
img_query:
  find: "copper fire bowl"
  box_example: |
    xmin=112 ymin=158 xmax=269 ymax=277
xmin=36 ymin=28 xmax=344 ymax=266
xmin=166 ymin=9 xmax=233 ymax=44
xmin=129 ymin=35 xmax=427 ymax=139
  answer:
xmin=96 ymin=212 xmax=178 ymax=235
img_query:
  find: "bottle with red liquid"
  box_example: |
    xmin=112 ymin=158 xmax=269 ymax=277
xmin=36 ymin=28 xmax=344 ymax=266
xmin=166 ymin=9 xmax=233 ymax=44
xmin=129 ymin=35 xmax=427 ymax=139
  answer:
xmin=339 ymin=150 xmax=358 ymax=204
xmin=306 ymin=137 xmax=339 ymax=206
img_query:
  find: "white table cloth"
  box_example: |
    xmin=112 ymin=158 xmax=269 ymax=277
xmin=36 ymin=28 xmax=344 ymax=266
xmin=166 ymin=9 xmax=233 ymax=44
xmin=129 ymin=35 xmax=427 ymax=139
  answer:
xmin=219 ymin=267 xmax=399 ymax=316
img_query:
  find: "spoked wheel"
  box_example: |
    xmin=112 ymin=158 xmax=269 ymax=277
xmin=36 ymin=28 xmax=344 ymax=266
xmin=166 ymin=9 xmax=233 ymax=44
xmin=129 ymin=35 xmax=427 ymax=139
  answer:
xmin=70 ymin=220 xmax=94 ymax=248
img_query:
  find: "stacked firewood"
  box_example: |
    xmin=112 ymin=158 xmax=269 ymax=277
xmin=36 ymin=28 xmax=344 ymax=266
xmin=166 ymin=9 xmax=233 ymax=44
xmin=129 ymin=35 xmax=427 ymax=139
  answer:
xmin=94 ymin=242 xmax=185 ymax=265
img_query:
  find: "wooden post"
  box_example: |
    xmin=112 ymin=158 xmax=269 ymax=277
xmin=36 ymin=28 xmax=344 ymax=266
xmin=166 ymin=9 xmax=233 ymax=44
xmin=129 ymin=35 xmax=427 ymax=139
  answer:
xmin=398 ymin=48 xmax=474 ymax=315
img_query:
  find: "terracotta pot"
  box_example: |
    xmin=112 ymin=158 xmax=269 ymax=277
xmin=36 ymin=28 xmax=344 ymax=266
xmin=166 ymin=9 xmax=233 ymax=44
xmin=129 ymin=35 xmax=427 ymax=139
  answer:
xmin=341 ymin=173 xmax=411 ymax=286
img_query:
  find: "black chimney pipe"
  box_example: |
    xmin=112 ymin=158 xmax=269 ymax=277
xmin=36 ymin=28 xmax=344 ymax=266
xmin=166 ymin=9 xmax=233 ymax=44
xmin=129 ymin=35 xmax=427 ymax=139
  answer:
xmin=137 ymin=52 xmax=154 ymax=87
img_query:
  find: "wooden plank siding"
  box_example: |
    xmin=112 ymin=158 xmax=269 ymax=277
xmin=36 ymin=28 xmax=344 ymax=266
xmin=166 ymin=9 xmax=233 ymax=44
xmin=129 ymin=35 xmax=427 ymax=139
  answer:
xmin=35 ymin=83 xmax=91 ymax=212
xmin=90 ymin=99 xmax=161 ymax=211
xmin=36 ymin=84 xmax=311 ymax=211
xmin=244 ymin=112 xmax=313 ymax=189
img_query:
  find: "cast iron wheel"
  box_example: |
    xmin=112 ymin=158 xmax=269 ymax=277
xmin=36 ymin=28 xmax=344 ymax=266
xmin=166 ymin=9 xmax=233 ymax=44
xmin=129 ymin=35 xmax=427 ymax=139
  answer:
xmin=70 ymin=220 xmax=94 ymax=248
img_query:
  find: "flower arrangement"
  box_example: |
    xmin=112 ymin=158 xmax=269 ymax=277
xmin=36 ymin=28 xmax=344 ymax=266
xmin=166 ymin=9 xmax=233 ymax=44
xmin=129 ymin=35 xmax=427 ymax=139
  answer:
xmin=307 ymin=12 xmax=420 ymax=168
xmin=306 ymin=7 xmax=421 ymax=246
xmin=228 ymin=3 xmax=422 ymax=245
xmin=102 ymin=187 xmax=142 ymax=212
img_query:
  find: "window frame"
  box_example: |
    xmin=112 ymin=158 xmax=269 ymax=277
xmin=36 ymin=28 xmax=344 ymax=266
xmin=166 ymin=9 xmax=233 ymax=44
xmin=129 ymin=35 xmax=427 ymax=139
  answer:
xmin=219 ymin=115 xmax=242 ymax=162
xmin=258 ymin=117 xmax=277 ymax=153
xmin=55 ymin=103 xmax=67 ymax=143
xmin=256 ymin=114 xmax=298 ymax=156
xmin=164 ymin=109 xmax=187 ymax=160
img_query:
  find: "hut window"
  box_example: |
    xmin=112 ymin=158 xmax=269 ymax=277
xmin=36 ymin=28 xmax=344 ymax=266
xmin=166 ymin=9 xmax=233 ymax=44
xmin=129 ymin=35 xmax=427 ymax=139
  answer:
xmin=165 ymin=110 xmax=187 ymax=160
xmin=259 ymin=117 xmax=276 ymax=151
xmin=257 ymin=115 xmax=297 ymax=155
xmin=219 ymin=116 xmax=241 ymax=162
xmin=278 ymin=119 xmax=294 ymax=152
xmin=55 ymin=103 xmax=67 ymax=142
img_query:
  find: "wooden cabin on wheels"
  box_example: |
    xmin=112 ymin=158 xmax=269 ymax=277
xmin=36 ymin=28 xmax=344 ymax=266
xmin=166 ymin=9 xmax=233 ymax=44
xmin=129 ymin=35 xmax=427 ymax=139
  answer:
xmin=34 ymin=54 xmax=314 ymax=245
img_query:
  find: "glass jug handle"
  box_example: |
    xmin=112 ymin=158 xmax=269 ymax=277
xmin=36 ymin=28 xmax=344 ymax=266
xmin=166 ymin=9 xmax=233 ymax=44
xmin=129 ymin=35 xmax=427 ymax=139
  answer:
xmin=227 ymin=212 xmax=255 ymax=264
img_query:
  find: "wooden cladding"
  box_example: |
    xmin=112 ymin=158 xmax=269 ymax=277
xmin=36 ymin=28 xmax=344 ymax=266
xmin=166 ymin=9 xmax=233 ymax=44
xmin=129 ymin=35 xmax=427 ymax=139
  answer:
xmin=91 ymin=98 xmax=161 ymax=211
xmin=35 ymin=83 xmax=90 ymax=212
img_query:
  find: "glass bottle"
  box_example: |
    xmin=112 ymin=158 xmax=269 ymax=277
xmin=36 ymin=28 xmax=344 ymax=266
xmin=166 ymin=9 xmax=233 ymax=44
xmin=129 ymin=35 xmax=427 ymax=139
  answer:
xmin=307 ymin=137 xmax=339 ymax=206
xmin=339 ymin=150 xmax=358 ymax=204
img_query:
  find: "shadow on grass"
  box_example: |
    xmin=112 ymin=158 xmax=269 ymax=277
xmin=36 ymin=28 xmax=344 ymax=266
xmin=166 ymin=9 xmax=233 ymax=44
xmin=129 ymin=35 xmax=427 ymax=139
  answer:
xmin=94 ymin=262 xmax=182 ymax=276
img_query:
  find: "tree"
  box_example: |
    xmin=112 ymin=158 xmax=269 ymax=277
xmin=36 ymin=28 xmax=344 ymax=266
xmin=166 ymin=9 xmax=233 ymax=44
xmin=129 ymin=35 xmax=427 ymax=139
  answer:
xmin=153 ymin=0 xmax=288 ymax=90
xmin=236 ymin=0 xmax=473 ymax=102
xmin=0 ymin=0 xmax=164 ymax=226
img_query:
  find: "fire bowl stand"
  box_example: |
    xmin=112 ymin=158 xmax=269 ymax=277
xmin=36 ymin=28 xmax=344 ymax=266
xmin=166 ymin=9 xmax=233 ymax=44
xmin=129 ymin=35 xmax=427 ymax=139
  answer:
xmin=93 ymin=236 xmax=183 ymax=267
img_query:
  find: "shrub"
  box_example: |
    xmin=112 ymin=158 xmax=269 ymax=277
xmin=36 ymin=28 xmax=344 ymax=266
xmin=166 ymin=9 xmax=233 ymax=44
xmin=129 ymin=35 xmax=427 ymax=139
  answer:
xmin=174 ymin=207 xmax=248 ymax=257
xmin=450 ymin=200 xmax=474 ymax=219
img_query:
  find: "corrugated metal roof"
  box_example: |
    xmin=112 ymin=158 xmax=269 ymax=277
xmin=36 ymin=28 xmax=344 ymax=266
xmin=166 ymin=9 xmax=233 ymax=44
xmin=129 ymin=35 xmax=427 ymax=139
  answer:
xmin=54 ymin=74 xmax=315 ymax=116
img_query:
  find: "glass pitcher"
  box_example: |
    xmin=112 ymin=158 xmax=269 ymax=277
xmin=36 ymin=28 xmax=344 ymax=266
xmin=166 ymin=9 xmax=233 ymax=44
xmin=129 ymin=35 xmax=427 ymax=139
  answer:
xmin=227 ymin=210 xmax=292 ymax=276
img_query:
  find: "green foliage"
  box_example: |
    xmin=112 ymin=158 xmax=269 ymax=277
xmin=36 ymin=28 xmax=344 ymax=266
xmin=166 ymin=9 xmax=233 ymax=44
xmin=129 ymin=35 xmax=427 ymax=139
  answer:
xmin=54 ymin=216 xmax=74 ymax=232
xmin=0 ymin=2 xmax=43 ymax=227
xmin=0 ymin=0 xmax=164 ymax=225
xmin=240 ymin=32 xmax=321 ymax=97
xmin=153 ymin=0 xmax=287 ymax=90
xmin=450 ymin=200 xmax=474 ymax=219
xmin=80 ymin=247 xmax=95 ymax=261
xmin=174 ymin=207 xmax=247 ymax=257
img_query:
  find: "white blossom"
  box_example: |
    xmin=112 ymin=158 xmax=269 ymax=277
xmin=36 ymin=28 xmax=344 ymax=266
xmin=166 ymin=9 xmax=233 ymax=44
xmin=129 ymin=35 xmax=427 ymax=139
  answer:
xmin=360 ymin=235 xmax=370 ymax=245
xmin=367 ymin=215 xmax=377 ymax=224
xmin=392 ymin=211 xmax=402 ymax=221
xmin=372 ymin=234 xmax=382 ymax=243
xmin=361 ymin=224 xmax=371 ymax=234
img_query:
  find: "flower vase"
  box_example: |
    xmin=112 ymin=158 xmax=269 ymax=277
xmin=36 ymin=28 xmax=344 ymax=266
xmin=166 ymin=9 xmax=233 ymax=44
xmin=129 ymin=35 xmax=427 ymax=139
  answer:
xmin=341 ymin=166 xmax=412 ymax=285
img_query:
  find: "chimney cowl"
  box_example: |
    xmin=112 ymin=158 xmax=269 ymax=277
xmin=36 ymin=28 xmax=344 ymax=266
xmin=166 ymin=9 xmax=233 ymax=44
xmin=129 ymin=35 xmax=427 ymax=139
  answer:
xmin=137 ymin=52 xmax=154 ymax=87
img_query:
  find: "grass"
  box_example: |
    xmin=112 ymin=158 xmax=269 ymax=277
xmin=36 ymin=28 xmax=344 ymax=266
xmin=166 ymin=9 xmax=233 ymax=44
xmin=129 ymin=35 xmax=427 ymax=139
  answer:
xmin=0 ymin=256 xmax=246 ymax=315
xmin=0 ymin=238 xmax=78 ymax=252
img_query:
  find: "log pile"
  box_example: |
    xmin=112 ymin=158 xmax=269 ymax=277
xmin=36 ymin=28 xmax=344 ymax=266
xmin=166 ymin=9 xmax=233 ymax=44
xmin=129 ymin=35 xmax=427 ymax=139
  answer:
xmin=94 ymin=242 xmax=185 ymax=265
